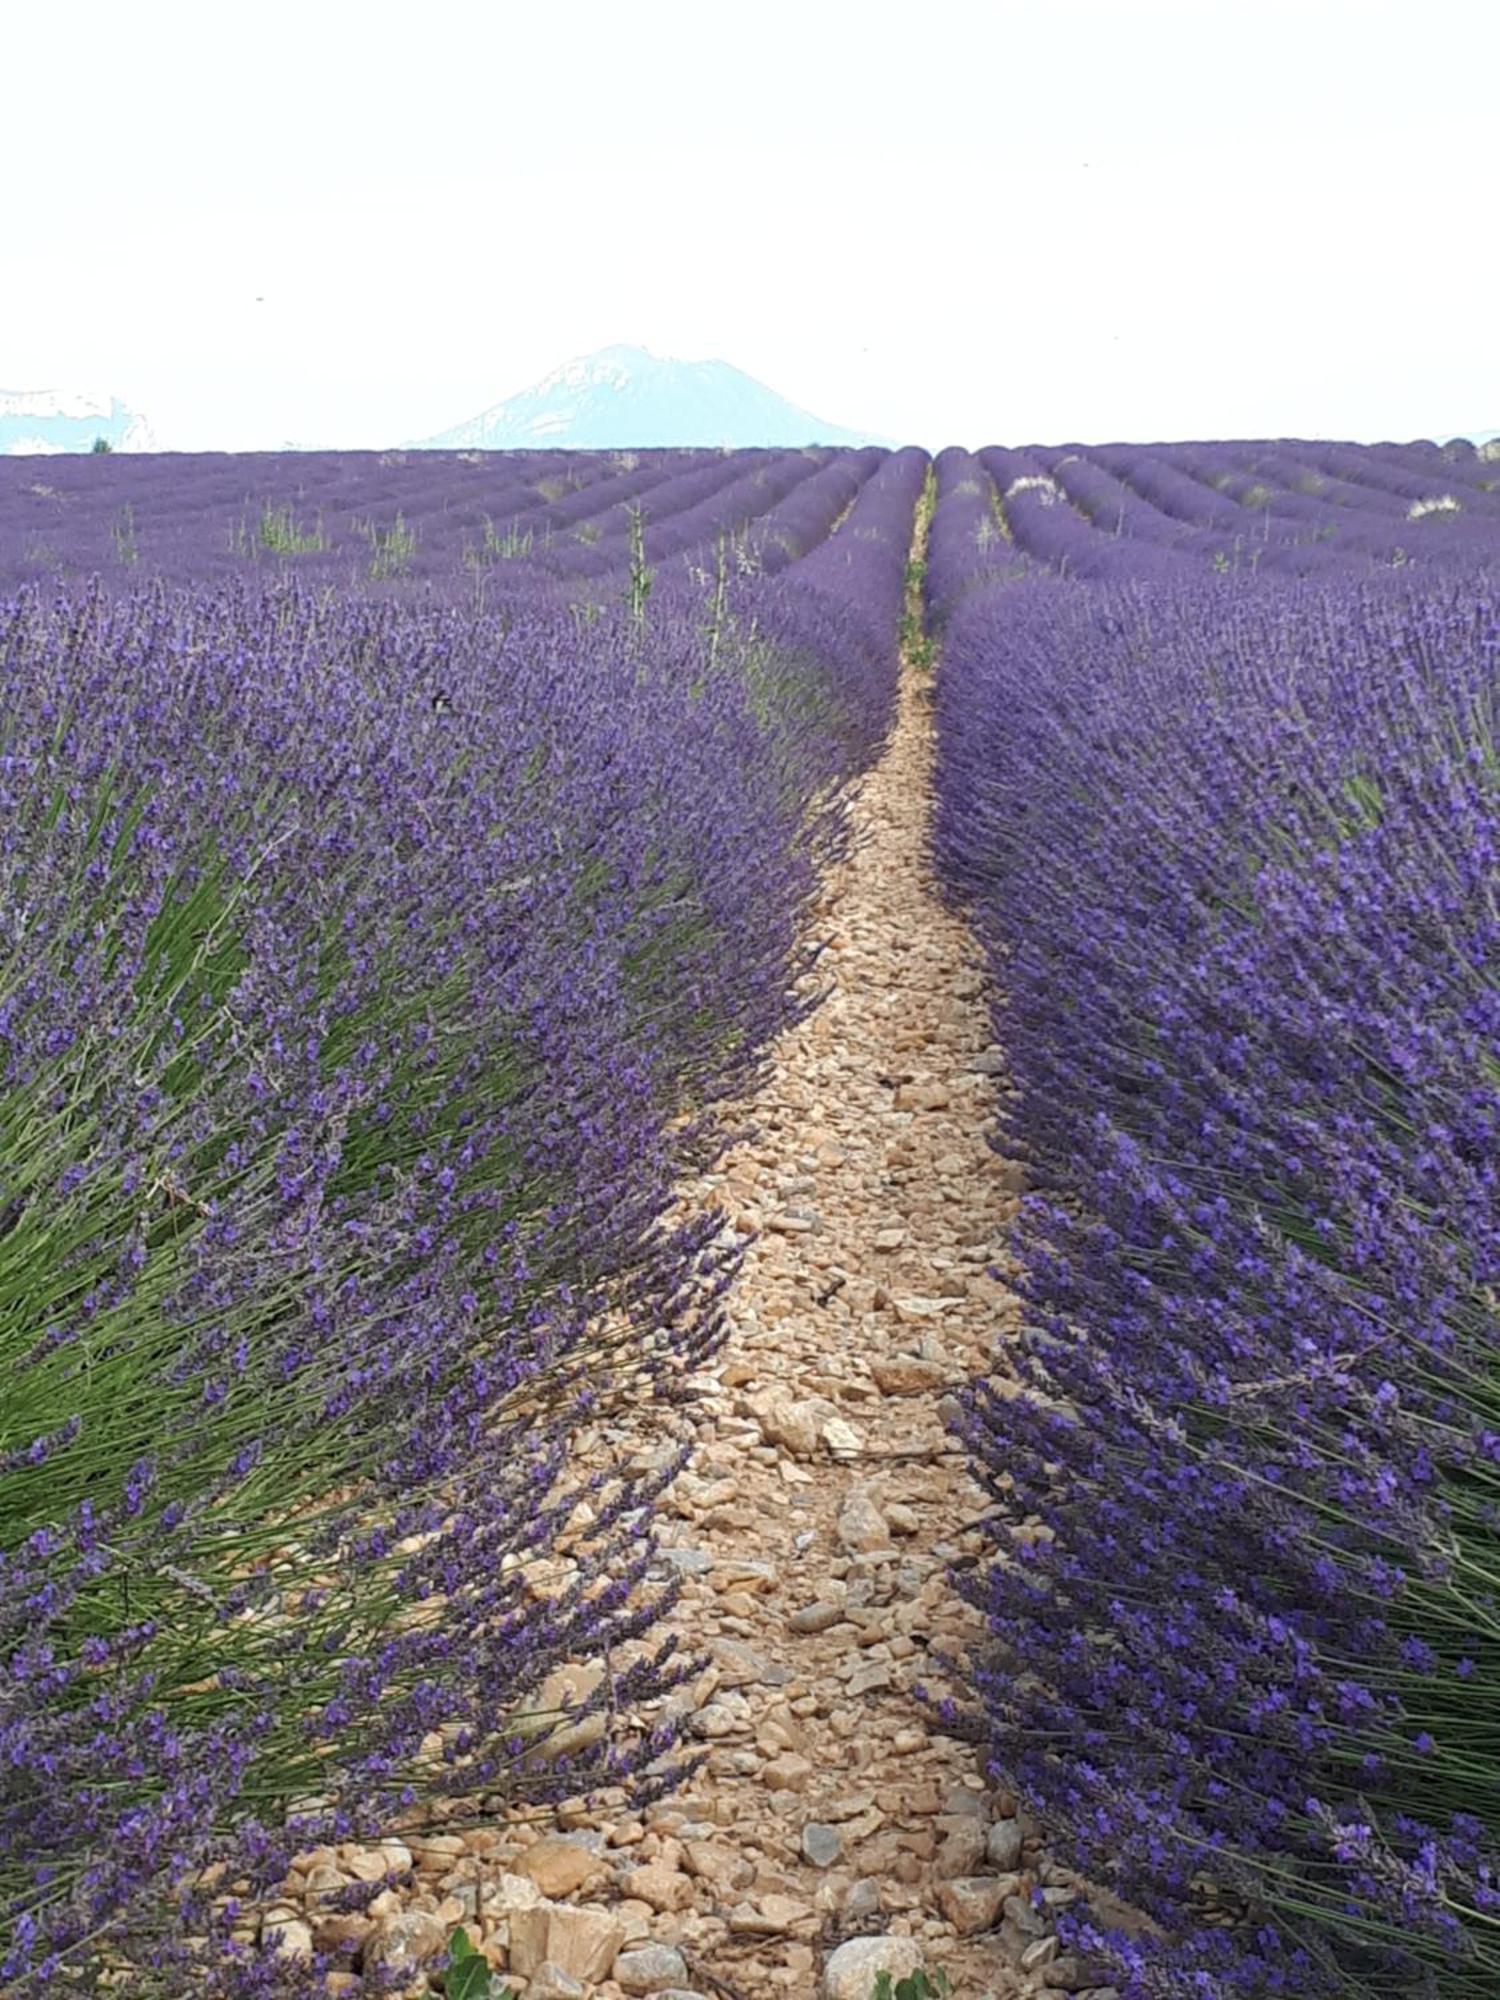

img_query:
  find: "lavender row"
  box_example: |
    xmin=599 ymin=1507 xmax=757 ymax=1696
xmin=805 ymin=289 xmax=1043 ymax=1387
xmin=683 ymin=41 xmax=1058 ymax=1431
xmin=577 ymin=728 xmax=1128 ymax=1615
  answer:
xmin=0 ymin=556 xmax=901 ymax=1995
xmin=935 ymin=572 xmax=1500 ymax=1998
xmin=727 ymin=444 xmax=926 ymax=770
xmin=923 ymin=448 xmax=1031 ymax=628
xmin=738 ymin=448 xmax=885 ymax=575
xmin=539 ymin=449 xmax=837 ymax=582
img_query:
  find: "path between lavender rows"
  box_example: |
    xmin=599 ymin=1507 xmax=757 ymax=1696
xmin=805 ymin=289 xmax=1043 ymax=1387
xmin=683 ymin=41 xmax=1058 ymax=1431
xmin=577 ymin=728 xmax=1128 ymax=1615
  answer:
xmin=271 ymin=653 xmax=1093 ymax=2000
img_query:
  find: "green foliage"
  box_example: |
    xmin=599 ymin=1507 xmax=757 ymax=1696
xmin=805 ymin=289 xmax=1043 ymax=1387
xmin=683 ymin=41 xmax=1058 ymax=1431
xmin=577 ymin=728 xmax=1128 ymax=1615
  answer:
xmin=902 ymin=555 xmax=935 ymax=665
xmin=871 ymin=1970 xmax=952 ymax=2000
xmin=484 ymin=515 xmax=534 ymax=560
xmin=444 ymin=1927 xmax=514 ymax=2000
xmin=90 ymin=435 xmax=114 ymax=454
xmin=902 ymin=463 xmax=937 ymax=669
xmin=626 ymin=502 xmax=653 ymax=628
xmin=361 ymin=511 xmax=418 ymax=579
xmin=703 ymin=532 xmax=731 ymax=676
xmin=257 ymin=503 xmax=329 ymax=556
xmin=228 ymin=504 xmax=329 ymax=560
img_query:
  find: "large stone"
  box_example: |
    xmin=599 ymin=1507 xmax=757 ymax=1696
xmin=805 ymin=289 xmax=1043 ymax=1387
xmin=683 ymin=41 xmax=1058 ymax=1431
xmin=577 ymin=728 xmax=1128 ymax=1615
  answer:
xmin=821 ymin=1416 xmax=864 ymax=1456
xmin=1042 ymin=1955 xmax=1093 ymax=1991
xmin=262 ymin=1915 xmax=313 ymax=1962
xmin=712 ymin=1637 xmax=773 ymax=1687
xmin=691 ymin=1700 xmax=747 ymax=1740
xmin=871 ymin=1355 xmax=946 ymax=1396
xmin=894 ymin=1081 xmax=950 ymax=1111
xmin=480 ymin=1869 xmax=544 ymax=1938
xmin=891 ymin=1295 xmax=956 ymax=1324
xmin=409 ymin=1832 xmax=467 ymax=1869
xmin=752 ymin=1396 xmax=822 ymax=1459
xmin=516 ymin=1660 xmax=608 ymax=1760
xmin=935 ymin=1819 xmax=989 ymax=1878
xmin=344 ymin=1841 xmax=411 ymax=1883
xmin=526 ymin=1966 xmax=587 ymax=2000
xmin=515 ymin=1837 xmax=603 ymax=1898
xmin=613 ymin=1942 xmax=692 ymax=1992
xmin=682 ymin=1839 xmax=753 ymax=1896
xmin=938 ymin=1874 xmax=1009 ymax=1935
xmin=507 ymin=1901 xmax=625 ymax=1983
xmin=361 ymin=1909 xmax=448 ymax=1978
xmin=801 ymin=1822 xmax=844 ymax=1868
xmin=311 ymin=1912 xmax=373 ymax=1953
xmin=986 ymin=1817 xmax=1024 ymax=1870
xmin=823 ymin=1934 xmax=927 ymax=1999
xmin=728 ymin=1893 xmax=813 ymax=1935
xmin=762 ymin=1751 xmax=814 ymax=1792
xmin=788 ymin=1599 xmax=844 ymax=1634
xmin=622 ymin=1861 xmax=692 ymax=1913
xmin=841 ymin=1878 xmax=883 ymax=1922
xmin=836 ymin=1487 xmax=890 ymax=1554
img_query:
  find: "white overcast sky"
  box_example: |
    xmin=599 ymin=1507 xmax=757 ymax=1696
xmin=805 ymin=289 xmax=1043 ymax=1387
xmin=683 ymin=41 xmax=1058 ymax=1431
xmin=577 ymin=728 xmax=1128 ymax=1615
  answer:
xmin=5 ymin=0 xmax=1496 ymax=450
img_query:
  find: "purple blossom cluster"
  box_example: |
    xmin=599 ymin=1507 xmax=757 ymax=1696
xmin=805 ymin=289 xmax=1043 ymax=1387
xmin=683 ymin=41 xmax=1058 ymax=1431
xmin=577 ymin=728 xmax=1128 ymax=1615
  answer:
xmin=0 ymin=513 xmax=910 ymax=1992
xmin=935 ymin=569 xmax=1500 ymax=1997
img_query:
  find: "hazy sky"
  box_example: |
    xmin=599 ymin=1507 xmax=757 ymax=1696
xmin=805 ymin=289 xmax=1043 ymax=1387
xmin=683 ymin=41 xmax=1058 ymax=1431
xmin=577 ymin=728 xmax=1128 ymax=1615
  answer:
xmin=6 ymin=0 xmax=1496 ymax=450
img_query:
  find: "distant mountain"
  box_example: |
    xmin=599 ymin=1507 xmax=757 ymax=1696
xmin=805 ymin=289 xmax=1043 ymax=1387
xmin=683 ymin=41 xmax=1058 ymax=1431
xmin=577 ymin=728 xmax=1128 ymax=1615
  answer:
xmin=409 ymin=344 xmax=889 ymax=451
xmin=0 ymin=389 xmax=155 ymax=455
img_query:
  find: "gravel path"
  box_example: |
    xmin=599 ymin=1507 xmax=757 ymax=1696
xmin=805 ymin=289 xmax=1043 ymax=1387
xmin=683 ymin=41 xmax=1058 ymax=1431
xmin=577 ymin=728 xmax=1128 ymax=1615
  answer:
xmin=264 ymin=658 xmax=1097 ymax=1998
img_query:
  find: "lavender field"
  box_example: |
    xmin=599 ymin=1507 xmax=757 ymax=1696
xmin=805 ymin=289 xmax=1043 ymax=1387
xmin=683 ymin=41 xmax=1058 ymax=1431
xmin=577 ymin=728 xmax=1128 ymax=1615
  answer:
xmin=3 ymin=433 xmax=1499 ymax=2000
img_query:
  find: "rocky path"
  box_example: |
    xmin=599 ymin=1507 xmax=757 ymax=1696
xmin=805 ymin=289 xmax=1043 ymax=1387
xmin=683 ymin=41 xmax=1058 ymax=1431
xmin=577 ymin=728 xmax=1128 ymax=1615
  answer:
xmin=600 ymin=655 xmax=1055 ymax=2000
xmin=265 ymin=658 xmax=1101 ymax=1998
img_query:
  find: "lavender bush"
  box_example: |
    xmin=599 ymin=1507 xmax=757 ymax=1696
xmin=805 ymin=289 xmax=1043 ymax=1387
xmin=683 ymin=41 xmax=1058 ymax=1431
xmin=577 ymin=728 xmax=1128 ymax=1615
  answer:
xmin=0 ymin=555 xmax=900 ymax=1993
xmin=936 ymin=572 xmax=1500 ymax=1996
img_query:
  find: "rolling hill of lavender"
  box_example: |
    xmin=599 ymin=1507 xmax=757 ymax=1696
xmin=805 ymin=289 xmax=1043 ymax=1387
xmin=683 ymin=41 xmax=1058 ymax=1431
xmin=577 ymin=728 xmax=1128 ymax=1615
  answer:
xmin=3 ymin=430 xmax=1500 ymax=1999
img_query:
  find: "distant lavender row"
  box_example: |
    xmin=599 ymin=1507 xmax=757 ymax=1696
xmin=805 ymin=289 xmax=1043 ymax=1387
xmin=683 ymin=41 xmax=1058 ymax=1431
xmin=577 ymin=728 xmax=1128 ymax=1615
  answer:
xmin=0 ymin=517 xmax=916 ymax=1994
xmin=936 ymin=572 xmax=1500 ymax=1998
xmin=540 ymin=448 xmax=845 ymax=582
xmin=913 ymin=440 xmax=1500 ymax=608
xmin=0 ymin=448 xmax=793 ymax=597
xmin=8 ymin=439 xmax=1498 ymax=607
xmin=923 ymin=448 xmax=1030 ymax=627
xmin=728 ymin=446 xmax=927 ymax=763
